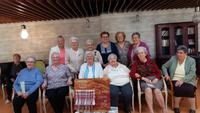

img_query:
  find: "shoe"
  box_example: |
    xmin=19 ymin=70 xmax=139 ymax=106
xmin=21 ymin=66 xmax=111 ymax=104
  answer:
xmin=189 ymin=109 xmax=196 ymax=113
xmin=174 ymin=108 xmax=180 ymax=113
xmin=5 ymin=99 xmax=11 ymax=104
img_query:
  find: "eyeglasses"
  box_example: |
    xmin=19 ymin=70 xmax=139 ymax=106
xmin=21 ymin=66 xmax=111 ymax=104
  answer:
xmin=26 ymin=61 xmax=35 ymax=63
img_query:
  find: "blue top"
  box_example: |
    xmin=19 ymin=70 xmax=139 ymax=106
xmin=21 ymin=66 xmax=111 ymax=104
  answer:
xmin=13 ymin=67 xmax=44 ymax=95
xmin=96 ymin=42 xmax=119 ymax=65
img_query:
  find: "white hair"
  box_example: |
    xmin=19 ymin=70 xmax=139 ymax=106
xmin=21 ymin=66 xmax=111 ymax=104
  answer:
xmin=70 ymin=36 xmax=79 ymax=42
xmin=86 ymin=39 xmax=94 ymax=44
xmin=107 ymin=53 xmax=117 ymax=61
xmin=135 ymin=47 xmax=147 ymax=55
xmin=25 ymin=56 xmax=36 ymax=62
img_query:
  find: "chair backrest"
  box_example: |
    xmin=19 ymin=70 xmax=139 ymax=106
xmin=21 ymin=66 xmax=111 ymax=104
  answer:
xmin=35 ymin=60 xmax=45 ymax=74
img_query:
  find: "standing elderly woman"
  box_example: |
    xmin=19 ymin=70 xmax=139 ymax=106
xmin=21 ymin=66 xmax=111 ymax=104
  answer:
xmin=13 ymin=56 xmax=44 ymax=113
xmin=115 ymin=32 xmax=130 ymax=66
xmin=162 ymin=45 xmax=196 ymax=113
xmin=96 ymin=31 xmax=119 ymax=67
xmin=127 ymin=32 xmax=151 ymax=66
xmin=79 ymin=52 xmax=103 ymax=79
xmin=67 ymin=36 xmax=84 ymax=73
xmin=129 ymin=47 xmax=166 ymax=113
xmin=103 ymin=54 xmax=133 ymax=113
xmin=84 ymin=39 xmax=103 ymax=64
xmin=42 ymin=52 xmax=72 ymax=113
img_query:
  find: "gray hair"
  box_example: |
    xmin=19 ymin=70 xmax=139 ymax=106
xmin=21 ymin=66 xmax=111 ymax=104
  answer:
xmin=177 ymin=45 xmax=188 ymax=53
xmin=70 ymin=36 xmax=79 ymax=42
xmin=86 ymin=39 xmax=94 ymax=44
xmin=135 ymin=47 xmax=147 ymax=55
xmin=86 ymin=51 xmax=94 ymax=57
xmin=25 ymin=56 xmax=36 ymax=62
xmin=51 ymin=52 xmax=60 ymax=58
xmin=107 ymin=53 xmax=117 ymax=61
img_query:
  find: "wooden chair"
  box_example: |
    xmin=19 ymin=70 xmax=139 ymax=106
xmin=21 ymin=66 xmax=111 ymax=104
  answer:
xmin=168 ymin=77 xmax=199 ymax=109
xmin=137 ymin=76 xmax=168 ymax=113
xmin=129 ymin=78 xmax=135 ymax=112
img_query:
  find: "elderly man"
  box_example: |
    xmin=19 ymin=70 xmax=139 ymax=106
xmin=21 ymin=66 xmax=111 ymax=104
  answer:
xmin=49 ymin=35 xmax=68 ymax=66
xmin=66 ymin=36 xmax=84 ymax=73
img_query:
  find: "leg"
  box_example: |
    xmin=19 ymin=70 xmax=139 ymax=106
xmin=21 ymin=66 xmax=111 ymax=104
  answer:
xmin=144 ymin=88 xmax=154 ymax=113
xmin=188 ymin=98 xmax=196 ymax=111
xmin=6 ymin=79 xmax=13 ymax=101
xmin=110 ymin=85 xmax=120 ymax=107
xmin=153 ymin=89 xmax=166 ymax=113
xmin=56 ymin=86 xmax=68 ymax=113
xmin=46 ymin=87 xmax=68 ymax=113
xmin=46 ymin=88 xmax=60 ymax=113
xmin=13 ymin=94 xmax=25 ymax=113
xmin=120 ymin=83 xmax=133 ymax=113
xmin=26 ymin=90 xmax=38 ymax=113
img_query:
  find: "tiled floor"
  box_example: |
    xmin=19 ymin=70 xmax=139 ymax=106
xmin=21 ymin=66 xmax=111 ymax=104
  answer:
xmin=0 ymin=82 xmax=200 ymax=113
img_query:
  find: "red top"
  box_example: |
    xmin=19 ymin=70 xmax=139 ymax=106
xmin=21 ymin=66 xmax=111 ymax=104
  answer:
xmin=129 ymin=56 xmax=161 ymax=80
xmin=59 ymin=48 xmax=65 ymax=64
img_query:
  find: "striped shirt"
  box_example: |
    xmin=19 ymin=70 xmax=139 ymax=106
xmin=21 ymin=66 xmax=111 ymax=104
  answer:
xmin=44 ymin=64 xmax=72 ymax=89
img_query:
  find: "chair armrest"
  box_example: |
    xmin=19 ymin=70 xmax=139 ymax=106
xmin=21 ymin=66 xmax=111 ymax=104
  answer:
xmin=137 ymin=79 xmax=141 ymax=93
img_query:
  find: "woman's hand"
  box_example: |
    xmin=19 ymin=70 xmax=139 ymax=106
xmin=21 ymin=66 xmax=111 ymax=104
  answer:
xmin=17 ymin=92 xmax=23 ymax=97
xmin=175 ymin=80 xmax=184 ymax=87
xmin=135 ymin=73 xmax=141 ymax=78
xmin=22 ymin=93 xmax=28 ymax=99
xmin=142 ymin=77 xmax=151 ymax=83
xmin=165 ymin=75 xmax=170 ymax=81
xmin=151 ymin=78 xmax=158 ymax=84
xmin=41 ymin=81 xmax=47 ymax=89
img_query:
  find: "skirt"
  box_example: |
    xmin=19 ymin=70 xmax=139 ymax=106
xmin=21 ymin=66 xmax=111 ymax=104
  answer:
xmin=172 ymin=81 xmax=196 ymax=97
xmin=140 ymin=76 xmax=163 ymax=91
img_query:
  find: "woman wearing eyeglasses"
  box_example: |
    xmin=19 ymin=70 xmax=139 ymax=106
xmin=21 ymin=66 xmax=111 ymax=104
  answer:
xmin=13 ymin=56 xmax=44 ymax=113
xmin=42 ymin=52 xmax=72 ymax=113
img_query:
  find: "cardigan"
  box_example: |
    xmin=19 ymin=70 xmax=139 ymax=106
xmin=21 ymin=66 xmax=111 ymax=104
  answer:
xmin=162 ymin=56 xmax=196 ymax=86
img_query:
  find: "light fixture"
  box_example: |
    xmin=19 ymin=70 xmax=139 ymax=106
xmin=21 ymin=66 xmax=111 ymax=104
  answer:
xmin=20 ymin=25 xmax=29 ymax=39
xmin=193 ymin=0 xmax=200 ymax=23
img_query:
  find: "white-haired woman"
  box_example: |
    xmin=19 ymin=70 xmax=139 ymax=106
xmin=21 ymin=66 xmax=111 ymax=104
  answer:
xmin=79 ymin=52 xmax=103 ymax=79
xmin=42 ymin=52 xmax=72 ymax=113
xmin=84 ymin=39 xmax=103 ymax=65
xmin=129 ymin=47 xmax=166 ymax=113
xmin=13 ymin=56 xmax=44 ymax=113
xmin=104 ymin=54 xmax=133 ymax=113
xmin=67 ymin=36 xmax=84 ymax=73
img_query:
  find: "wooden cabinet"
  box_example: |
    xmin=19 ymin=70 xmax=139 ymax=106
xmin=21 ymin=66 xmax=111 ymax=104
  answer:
xmin=155 ymin=22 xmax=200 ymax=75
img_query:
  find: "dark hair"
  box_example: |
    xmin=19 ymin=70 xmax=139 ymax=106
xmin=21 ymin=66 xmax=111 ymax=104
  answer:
xmin=177 ymin=45 xmax=188 ymax=53
xmin=115 ymin=32 xmax=126 ymax=42
xmin=132 ymin=32 xmax=140 ymax=38
xmin=57 ymin=35 xmax=64 ymax=39
xmin=13 ymin=53 xmax=21 ymax=60
xmin=100 ymin=31 xmax=110 ymax=37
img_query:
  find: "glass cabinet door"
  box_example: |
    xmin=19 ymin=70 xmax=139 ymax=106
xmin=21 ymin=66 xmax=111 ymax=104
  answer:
xmin=187 ymin=26 xmax=196 ymax=54
xmin=174 ymin=26 xmax=184 ymax=50
xmin=161 ymin=28 xmax=170 ymax=55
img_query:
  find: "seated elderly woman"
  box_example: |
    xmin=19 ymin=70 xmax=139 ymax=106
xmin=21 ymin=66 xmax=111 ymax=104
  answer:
xmin=162 ymin=45 xmax=196 ymax=113
xmin=13 ymin=56 xmax=44 ymax=113
xmin=79 ymin=52 xmax=103 ymax=79
xmin=129 ymin=47 xmax=166 ymax=113
xmin=42 ymin=52 xmax=72 ymax=113
xmin=103 ymin=53 xmax=133 ymax=113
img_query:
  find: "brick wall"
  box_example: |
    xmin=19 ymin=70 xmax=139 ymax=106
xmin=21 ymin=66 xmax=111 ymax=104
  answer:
xmin=0 ymin=8 xmax=198 ymax=62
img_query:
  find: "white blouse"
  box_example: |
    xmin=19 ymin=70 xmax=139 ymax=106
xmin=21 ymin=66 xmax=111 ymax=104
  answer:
xmin=103 ymin=63 xmax=130 ymax=86
xmin=79 ymin=62 xmax=103 ymax=79
xmin=173 ymin=58 xmax=186 ymax=81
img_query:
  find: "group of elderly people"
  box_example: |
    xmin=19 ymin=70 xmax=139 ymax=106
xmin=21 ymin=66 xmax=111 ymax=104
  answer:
xmin=8 ymin=31 xmax=197 ymax=113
